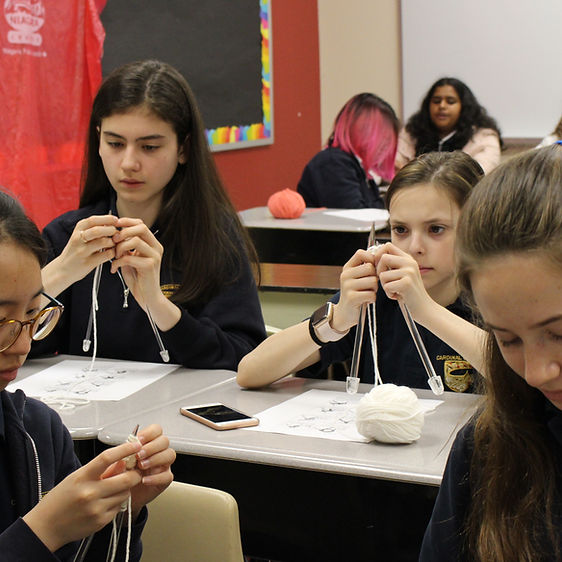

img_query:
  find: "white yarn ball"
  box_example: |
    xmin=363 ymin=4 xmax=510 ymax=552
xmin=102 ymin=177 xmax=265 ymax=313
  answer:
xmin=355 ymin=384 xmax=424 ymax=443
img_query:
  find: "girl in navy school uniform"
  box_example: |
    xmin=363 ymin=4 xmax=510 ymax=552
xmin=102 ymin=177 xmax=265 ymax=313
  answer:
xmin=0 ymin=190 xmax=175 ymax=561
xmin=237 ymin=151 xmax=486 ymax=392
xmin=420 ymin=144 xmax=562 ymax=561
xmin=396 ymin=77 xmax=502 ymax=175
xmin=34 ymin=60 xmax=266 ymax=369
xmin=296 ymin=92 xmax=399 ymax=209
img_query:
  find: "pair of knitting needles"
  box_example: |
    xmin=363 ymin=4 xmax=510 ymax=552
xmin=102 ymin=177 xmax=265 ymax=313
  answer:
xmin=345 ymin=223 xmax=444 ymax=395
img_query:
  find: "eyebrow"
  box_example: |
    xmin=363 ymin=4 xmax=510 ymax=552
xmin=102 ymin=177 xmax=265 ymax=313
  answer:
xmin=102 ymin=131 xmax=167 ymax=141
xmin=488 ymin=315 xmax=562 ymax=331
xmin=390 ymin=218 xmax=453 ymax=225
xmin=0 ymin=288 xmax=43 ymax=308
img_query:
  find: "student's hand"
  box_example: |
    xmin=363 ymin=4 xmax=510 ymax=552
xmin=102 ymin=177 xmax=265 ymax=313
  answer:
xmin=110 ymin=217 xmax=163 ymax=307
xmin=331 ymin=249 xmax=378 ymax=332
xmin=374 ymin=242 xmax=432 ymax=317
xmin=42 ymin=215 xmax=118 ymax=296
xmin=111 ymin=218 xmax=182 ymax=331
xmin=22 ymin=440 xmax=143 ymax=553
xmin=125 ymin=424 xmax=176 ymax=519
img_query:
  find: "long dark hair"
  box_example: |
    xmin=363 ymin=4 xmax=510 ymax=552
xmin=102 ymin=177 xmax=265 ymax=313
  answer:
xmin=0 ymin=189 xmax=46 ymax=266
xmin=406 ymin=77 xmax=502 ymax=156
xmin=456 ymin=145 xmax=562 ymax=561
xmin=80 ymin=59 xmax=257 ymax=304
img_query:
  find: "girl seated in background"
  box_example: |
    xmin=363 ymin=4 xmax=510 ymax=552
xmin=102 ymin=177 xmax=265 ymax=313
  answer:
xmin=396 ymin=77 xmax=502 ymax=175
xmin=420 ymin=144 xmax=562 ymax=561
xmin=238 ymin=151 xmax=485 ymax=391
xmin=34 ymin=60 xmax=266 ymax=370
xmin=0 ymin=190 xmax=175 ymax=561
xmin=296 ymin=93 xmax=399 ymax=209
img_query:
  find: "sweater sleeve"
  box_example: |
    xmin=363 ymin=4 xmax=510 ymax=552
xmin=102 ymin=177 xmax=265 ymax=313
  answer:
xmin=419 ymin=422 xmax=474 ymax=561
xmin=394 ymin=128 xmax=416 ymax=170
xmin=463 ymin=128 xmax=501 ymax=175
xmin=161 ymin=257 xmax=266 ymax=371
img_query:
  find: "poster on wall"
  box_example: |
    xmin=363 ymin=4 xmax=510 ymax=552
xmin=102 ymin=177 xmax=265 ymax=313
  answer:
xmin=101 ymin=0 xmax=273 ymax=152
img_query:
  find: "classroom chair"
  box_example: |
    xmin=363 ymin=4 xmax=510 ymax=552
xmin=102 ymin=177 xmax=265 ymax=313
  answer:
xmin=140 ymin=481 xmax=244 ymax=562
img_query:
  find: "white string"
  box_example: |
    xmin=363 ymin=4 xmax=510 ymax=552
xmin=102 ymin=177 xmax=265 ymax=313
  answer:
xmin=366 ymin=302 xmax=383 ymax=386
xmin=88 ymin=264 xmax=102 ymax=373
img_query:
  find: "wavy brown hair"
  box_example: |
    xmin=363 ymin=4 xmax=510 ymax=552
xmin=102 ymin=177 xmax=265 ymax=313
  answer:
xmin=456 ymin=145 xmax=562 ymax=561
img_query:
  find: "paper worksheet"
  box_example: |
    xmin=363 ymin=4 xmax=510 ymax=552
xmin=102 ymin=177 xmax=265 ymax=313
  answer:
xmin=8 ymin=359 xmax=179 ymax=401
xmin=245 ymin=389 xmax=442 ymax=443
xmin=323 ymin=208 xmax=390 ymax=224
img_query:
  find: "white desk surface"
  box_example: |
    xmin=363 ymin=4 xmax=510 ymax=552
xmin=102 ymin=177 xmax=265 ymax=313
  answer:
xmin=239 ymin=206 xmax=387 ymax=232
xmin=99 ymin=376 xmax=480 ymax=486
xmin=15 ymin=356 xmax=235 ymax=440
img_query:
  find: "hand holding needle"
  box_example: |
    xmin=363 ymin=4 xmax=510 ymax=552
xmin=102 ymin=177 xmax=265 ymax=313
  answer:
xmin=346 ymin=222 xmax=377 ymax=394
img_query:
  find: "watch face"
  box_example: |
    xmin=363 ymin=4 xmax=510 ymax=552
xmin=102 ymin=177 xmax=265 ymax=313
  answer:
xmin=312 ymin=302 xmax=331 ymax=326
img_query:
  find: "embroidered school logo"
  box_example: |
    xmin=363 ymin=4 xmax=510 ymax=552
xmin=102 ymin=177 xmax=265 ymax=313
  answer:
xmin=160 ymin=284 xmax=180 ymax=299
xmin=4 ymin=0 xmax=45 ymax=47
xmin=443 ymin=360 xmax=473 ymax=393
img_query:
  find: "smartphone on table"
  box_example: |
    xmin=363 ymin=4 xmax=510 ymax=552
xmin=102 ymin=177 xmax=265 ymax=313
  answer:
xmin=180 ymin=403 xmax=259 ymax=430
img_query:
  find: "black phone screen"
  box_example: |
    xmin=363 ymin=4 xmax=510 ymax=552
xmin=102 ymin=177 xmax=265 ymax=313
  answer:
xmin=186 ymin=404 xmax=252 ymax=423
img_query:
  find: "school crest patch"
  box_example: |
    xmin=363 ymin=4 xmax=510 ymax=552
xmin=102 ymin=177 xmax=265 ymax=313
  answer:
xmin=443 ymin=360 xmax=473 ymax=393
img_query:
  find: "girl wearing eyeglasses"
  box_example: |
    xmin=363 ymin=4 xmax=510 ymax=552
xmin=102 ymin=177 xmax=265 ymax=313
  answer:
xmin=0 ymin=189 xmax=176 ymax=561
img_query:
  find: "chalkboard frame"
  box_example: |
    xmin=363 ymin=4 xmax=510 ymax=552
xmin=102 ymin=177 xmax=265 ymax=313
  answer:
xmin=100 ymin=0 xmax=273 ymax=153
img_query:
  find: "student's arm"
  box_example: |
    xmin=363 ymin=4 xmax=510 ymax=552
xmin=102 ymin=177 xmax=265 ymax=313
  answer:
xmin=464 ymin=128 xmax=501 ymax=175
xmin=42 ymin=215 xmax=118 ymax=298
xmin=394 ymin=128 xmax=416 ymax=171
xmin=237 ymin=249 xmax=377 ymax=388
xmin=375 ymin=243 xmax=486 ymax=373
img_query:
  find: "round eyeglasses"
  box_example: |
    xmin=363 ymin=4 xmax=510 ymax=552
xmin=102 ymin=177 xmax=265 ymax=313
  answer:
xmin=0 ymin=293 xmax=64 ymax=352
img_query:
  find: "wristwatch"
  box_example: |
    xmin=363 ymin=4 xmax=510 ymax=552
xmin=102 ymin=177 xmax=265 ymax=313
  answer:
xmin=308 ymin=302 xmax=349 ymax=346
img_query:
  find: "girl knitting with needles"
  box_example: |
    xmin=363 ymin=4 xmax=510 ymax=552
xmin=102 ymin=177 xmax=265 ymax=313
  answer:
xmin=237 ymin=151 xmax=485 ymax=392
xmin=33 ymin=60 xmax=265 ymax=369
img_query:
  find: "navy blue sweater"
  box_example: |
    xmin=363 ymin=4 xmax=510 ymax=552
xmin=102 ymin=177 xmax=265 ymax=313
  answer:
xmin=303 ymin=287 xmax=476 ymax=392
xmin=32 ymin=197 xmax=266 ymax=369
xmin=420 ymin=403 xmax=562 ymax=560
xmin=0 ymin=389 xmax=145 ymax=561
xmin=297 ymin=147 xmax=385 ymax=209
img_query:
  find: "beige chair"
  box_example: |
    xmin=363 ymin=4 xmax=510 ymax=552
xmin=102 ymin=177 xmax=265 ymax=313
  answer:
xmin=141 ymin=481 xmax=244 ymax=562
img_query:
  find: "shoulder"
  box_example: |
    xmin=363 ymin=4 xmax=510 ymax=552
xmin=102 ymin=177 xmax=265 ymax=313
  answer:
xmin=469 ymin=127 xmax=500 ymax=143
xmin=447 ymin=297 xmax=473 ymax=321
xmin=307 ymin=147 xmax=356 ymax=168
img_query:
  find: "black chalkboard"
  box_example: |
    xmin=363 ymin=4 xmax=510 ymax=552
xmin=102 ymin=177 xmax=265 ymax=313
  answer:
xmin=100 ymin=0 xmax=272 ymax=149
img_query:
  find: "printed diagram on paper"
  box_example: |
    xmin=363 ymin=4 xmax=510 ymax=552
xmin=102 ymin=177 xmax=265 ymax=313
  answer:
xmin=8 ymin=360 xmax=179 ymax=401
xmin=245 ymin=389 xmax=442 ymax=443
xmin=245 ymin=390 xmax=369 ymax=442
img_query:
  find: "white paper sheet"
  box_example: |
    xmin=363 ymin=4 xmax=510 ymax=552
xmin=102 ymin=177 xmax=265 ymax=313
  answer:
xmin=323 ymin=208 xmax=390 ymax=224
xmin=245 ymin=389 xmax=442 ymax=443
xmin=8 ymin=360 xmax=179 ymax=401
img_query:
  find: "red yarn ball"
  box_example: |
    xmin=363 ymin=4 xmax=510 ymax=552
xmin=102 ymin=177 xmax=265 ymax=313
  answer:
xmin=267 ymin=188 xmax=306 ymax=219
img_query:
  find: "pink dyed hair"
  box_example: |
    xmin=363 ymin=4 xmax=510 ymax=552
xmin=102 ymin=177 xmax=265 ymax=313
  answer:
xmin=328 ymin=93 xmax=399 ymax=181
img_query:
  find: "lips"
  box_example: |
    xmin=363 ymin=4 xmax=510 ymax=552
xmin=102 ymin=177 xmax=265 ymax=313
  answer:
xmin=120 ymin=178 xmax=144 ymax=187
xmin=0 ymin=368 xmax=19 ymax=384
xmin=542 ymin=389 xmax=562 ymax=403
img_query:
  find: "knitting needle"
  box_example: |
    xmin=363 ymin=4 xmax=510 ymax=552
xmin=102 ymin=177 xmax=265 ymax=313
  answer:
xmin=346 ymin=222 xmax=377 ymax=394
xmin=398 ymin=301 xmax=444 ymax=395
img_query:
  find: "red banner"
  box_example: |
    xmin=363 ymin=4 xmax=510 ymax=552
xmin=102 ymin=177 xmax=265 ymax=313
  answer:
xmin=0 ymin=0 xmax=106 ymax=228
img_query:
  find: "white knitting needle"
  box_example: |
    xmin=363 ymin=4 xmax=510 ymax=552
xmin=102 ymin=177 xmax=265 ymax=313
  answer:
xmin=346 ymin=223 xmax=377 ymax=394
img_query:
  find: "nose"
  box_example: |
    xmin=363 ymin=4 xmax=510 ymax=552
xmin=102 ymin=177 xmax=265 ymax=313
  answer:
xmin=523 ymin=347 xmax=560 ymax=389
xmin=439 ymin=99 xmax=447 ymax=109
xmin=121 ymin=146 xmax=140 ymax=172
xmin=407 ymin=231 xmax=425 ymax=256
